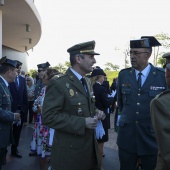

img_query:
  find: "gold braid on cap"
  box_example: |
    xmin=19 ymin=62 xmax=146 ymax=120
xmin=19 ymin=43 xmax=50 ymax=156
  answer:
xmin=80 ymin=50 xmax=94 ymax=53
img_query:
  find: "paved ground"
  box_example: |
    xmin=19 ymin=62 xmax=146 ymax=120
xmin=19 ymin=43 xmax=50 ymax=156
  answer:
xmin=3 ymin=113 xmax=120 ymax=170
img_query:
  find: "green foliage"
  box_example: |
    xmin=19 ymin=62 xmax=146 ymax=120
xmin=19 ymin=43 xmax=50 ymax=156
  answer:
xmin=28 ymin=69 xmax=37 ymax=78
xmin=105 ymin=70 xmax=119 ymax=85
xmin=105 ymin=62 xmax=120 ymax=71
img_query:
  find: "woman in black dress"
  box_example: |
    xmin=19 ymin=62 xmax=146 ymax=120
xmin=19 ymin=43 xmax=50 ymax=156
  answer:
xmin=91 ymin=68 xmax=113 ymax=170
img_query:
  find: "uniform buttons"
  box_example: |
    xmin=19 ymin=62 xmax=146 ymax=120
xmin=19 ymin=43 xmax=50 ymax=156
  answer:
xmin=136 ymin=121 xmax=138 ymax=124
xmin=136 ymin=112 xmax=139 ymax=115
xmin=70 ymin=145 xmax=72 ymax=148
xmin=78 ymin=103 xmax=81 ymax=105
xmin=75 ymin=134 xmax=77 ymax=136
xmin=137 ymin=103 xmax=140 ymax=105
xmin=138 ymin=94 xmax=140 ymax=96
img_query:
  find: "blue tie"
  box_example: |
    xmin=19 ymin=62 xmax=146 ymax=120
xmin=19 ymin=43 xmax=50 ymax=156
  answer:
xmin=15 ymin=77 xmax=19 ymax=90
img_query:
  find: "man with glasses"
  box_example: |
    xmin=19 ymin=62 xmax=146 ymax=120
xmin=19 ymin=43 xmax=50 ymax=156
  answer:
xmin=42 ymin=41 xmax=104 ymax=170
xmin=150 ymin=52 xmax=170 ymax=170
xmin=117 ymin=36 xmax=167 ymax=170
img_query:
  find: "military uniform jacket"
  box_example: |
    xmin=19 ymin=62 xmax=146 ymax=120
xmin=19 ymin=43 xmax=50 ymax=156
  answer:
xmin=0 ymin=77 xmax=14 ymax=148
xmin=151 ymin=90 xmax=170 ymax=170
xmin=42 ymin=68 xmax=99 ymax=170
xmin=117 ymin=64 xmax=166 ymax=155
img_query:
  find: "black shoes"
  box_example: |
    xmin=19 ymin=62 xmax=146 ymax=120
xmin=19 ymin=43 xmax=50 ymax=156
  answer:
xmin=29 ymin=152 xmax=37 ymax=156
xmin=11 ymin=150 xmax=22 ymax=158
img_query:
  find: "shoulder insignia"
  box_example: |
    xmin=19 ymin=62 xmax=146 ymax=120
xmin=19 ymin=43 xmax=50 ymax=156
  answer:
xmin=53 ymin=73 xmax=66 ymax=80
xmin=155 ymin=67 xmax=165 ymax=72
xmin=119 ymin=67 xmax=132 ymax=73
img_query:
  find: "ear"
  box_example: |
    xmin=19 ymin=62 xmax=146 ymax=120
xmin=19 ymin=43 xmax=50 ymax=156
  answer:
xmin=75 ymin=55 xmax=82 ymax=64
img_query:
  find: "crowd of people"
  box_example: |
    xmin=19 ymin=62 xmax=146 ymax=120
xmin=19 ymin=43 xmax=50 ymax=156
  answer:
xmin=0 ymin=36 xmax=170 ymax=170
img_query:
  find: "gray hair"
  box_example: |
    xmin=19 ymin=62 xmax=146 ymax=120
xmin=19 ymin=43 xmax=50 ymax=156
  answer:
xmin=26 ymin=76 xmax=34 ymax=85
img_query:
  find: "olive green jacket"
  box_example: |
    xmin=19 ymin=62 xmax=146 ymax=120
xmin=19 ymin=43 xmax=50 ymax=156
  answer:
xmin=150 ymin=90 xmax=170 ymax=170
xmin=42 ymin=68 xmax=99 ymax=170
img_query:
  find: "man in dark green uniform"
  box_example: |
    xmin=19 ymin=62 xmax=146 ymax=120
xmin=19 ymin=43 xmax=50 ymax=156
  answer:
xmin=0 ymin=57 xmax=20 ymax=170
xmin=42 ymin=40 xmax=104 ymax=170
xmin=117 ymin=36 xmax=167 ymax=170
xmin=150 ymin=52 xmax=170 ymax=170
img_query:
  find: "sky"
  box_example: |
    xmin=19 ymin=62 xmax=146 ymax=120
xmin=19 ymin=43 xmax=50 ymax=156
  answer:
xmin=27 ymin=0 xmax=170 ymax=70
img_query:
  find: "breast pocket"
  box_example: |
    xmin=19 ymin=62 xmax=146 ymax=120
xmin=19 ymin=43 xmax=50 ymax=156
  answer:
xmin=70 ymin=98 xmax=87 ymax=116
xmin=121 ymin=88 xmax=131 ymax=105
xmin=149 ymin=90 xmax=162 ymax=98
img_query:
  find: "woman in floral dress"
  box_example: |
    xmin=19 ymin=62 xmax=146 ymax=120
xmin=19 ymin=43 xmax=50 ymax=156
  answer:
xmin=29 ymin=68 xmax=60 ymax=170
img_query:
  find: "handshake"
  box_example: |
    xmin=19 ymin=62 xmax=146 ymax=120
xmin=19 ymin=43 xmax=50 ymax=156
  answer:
xmin=85 ymin=109 xmax=105 ymax=130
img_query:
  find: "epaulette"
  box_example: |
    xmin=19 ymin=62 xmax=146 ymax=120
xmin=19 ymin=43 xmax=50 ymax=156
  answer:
xmin=157 ymin=89 xmax=170 ymax=98
xmin=119 ymin=67 xmax=132 ymax=73
xmin=53 ymin=73 xmax=66 ymax=80
xmin=155 ymin=67 xmax=165 ymax=72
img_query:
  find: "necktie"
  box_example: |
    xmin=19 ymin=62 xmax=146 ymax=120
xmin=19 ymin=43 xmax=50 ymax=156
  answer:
xmin=137 ymin=72 xmax=142 ymax=89
xmin=80 ymin=78 xmax=88 ymax=94
xmin=15 ymin=77 xmax=19 ymax=90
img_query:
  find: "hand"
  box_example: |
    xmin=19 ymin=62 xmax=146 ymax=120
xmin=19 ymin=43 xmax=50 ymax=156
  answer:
xmin=85 ymin=117 xmax=98 ymax=129
xmin=14 ymin=113 xmax=20 ymax=121
xmin=95 ymin=109 xmax=106 ymax=120
xmin=37 ymin=105 xmax=42 ymax=113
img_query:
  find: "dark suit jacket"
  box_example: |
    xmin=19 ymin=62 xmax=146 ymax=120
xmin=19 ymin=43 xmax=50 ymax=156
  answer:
xmin=9 ymin=75 xmax=28 ymax=114
xmin=42 ymin=68 xmax=100 ymax=170
xmin=0 ymin=77 xmax=14 ymax=148
xmin=117 ymin=64 xmax=166 ymax=155
xmin=151 ymin=90 xmax=170 ymax=170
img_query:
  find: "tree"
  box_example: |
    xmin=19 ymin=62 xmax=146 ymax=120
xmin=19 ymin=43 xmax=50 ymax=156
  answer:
xmin=28 ymin=69 xmax=37 ymax=78
xmin=53 ymin=63 xmax=66 ymax=73
xmin=154 ymin=33 xmax=170 ymax=66
xmin=157 ymin=52 xmax=166 ymax=67
xmin=105 ymin=62 xmax=120 ymax=71
xmin=64 ymin=61 xmax=70 ymax=68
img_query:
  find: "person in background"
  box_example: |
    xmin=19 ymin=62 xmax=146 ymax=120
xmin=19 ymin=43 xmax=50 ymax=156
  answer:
xmin=42 ymin=40 xmax=104 ymax=170
xmin=29 ymin=68 xmax=60 ymax=170
xmin=150 ymin=52 xmax=170 ymax=170
xmin=9 ymin=60 xmax=28 ymax=158
xmin=21 ymin=70 xmax=25 ymax=78
xmin=26 ymin=76 xmax=35 ymax=124
xmin=91 ymin=68 xmax=114 ymax=170
xmin=34 ymin=62 xmax=50 ymax=100
xmin=0 ymin=57 xmax=20 ymax=170
xmin=117 ymin=36 xmax=166 ymax=170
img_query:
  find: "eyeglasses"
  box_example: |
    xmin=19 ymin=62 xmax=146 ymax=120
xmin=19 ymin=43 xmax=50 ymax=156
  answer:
xmin=128 ymin=51 xmax=150 ymax=56
xmin=26 ymin=80 xmax=30 ymax=81
xmin=38 ymin=70 xmax=45 ymax=72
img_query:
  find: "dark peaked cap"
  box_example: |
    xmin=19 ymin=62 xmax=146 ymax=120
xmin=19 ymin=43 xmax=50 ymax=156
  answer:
xmin=67 ymin=40 xmax=100 ymax=55
xmin=0 ymin=56 xmax=18 ymax=68
xmin=141 ymin=36 xmax=161 ymax=47
xmin=162 ymin=52 xmax=170 ymax=59
xmin=91 ymin=68 xmax=106 ymax=77
xmin=130 ymin=36 xmax=161 ymax=48
xmin=37 ymin=62 xmax=50 ymax=69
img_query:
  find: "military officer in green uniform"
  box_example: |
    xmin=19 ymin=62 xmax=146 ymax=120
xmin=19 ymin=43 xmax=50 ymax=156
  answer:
xmin=150 ymin=52 xmax=170 ymax=170
xmin=34 ymin=62 xmax=50 ymax=99
xmin=117 ymin=36 xmax=167 ymax=170
xmin=42 ymin=40 xmax=104 ymax=170
xmin=0 ymin=57 xmax=20 ymax=170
